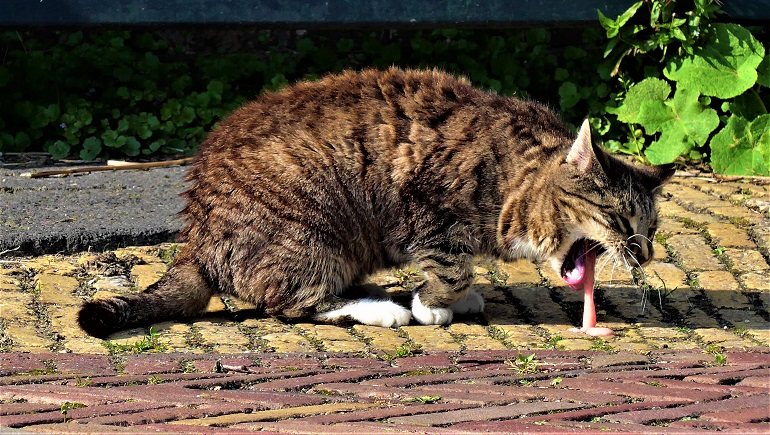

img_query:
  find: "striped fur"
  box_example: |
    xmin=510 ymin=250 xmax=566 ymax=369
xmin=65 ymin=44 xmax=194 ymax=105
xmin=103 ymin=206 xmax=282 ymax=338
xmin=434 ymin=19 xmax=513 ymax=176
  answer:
xmin=78 ymin=68 xmax=674 ymax=337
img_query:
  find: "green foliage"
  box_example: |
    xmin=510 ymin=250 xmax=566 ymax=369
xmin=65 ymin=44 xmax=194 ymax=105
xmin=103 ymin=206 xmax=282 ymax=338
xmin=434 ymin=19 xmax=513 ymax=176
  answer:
xmin=599 ymin=0 xmax=769 ymax=174
xmin=102 ymin=326 xmax=167 ymax=354
xmin=401 ymin=395 xmax=442 ymax=404
xmin=505 ymin=353 xmax=540 ymax=374
xmin=60 ymin=402 xmax=86 ymax=422
xmin=1 ymin=1 xmax=766 ymax=174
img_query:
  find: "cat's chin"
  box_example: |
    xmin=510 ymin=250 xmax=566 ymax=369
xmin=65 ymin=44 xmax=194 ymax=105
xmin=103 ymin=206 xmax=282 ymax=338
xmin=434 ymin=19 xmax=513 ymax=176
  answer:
xmin=560 ymin=238 xmax=604 ymax=290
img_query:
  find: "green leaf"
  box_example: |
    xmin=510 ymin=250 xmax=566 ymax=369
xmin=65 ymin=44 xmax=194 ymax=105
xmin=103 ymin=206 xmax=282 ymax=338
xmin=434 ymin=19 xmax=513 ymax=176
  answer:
xmin=607 ymin=78 xmax=671 ymax=124
xmin=14 ymin=132 xmax=31 ymax=150
xmin=642 ymin=88 xmax=720 ymax=164
xmin=664 ymin=23 xmax=765 ymax=99
xmin=48 ymin=140 xmax=70 ymax=159
xmin=710 ymin=114 xmax=770 ymax=175
xmin=79 ymin=137 xmax=101 ymax=161
xmin=726 ymin=92 xmax=768 ymax=120
xmin=558 ymin=82 xmax=580 ymax=109
xmin=757 ymin=54 xmax=770 ymax=88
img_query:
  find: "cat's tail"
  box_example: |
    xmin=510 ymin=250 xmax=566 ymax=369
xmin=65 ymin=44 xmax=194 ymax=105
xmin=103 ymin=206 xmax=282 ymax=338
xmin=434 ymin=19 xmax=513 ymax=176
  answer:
xmin=77 ymin=255 xmax=213 ymax=338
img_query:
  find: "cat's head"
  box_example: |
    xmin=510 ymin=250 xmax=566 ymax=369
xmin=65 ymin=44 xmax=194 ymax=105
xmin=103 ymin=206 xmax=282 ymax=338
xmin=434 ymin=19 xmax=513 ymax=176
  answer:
xmin=549 ymin=120 xmax=675 ymax=288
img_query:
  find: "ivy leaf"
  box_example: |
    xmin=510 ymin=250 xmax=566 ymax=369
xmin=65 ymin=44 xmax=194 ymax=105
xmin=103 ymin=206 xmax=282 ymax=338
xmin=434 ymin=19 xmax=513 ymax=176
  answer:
xmin=710 ymin=114 xmax=770 ymax=176
xmin=606 ymin=77 xmax=670 ymax=123
xmin=48 ymin=140 xmax=70 ymax=159
xmin=558 ymin=82 xmax=580 ymax=109
xmin=641 ymin=88 xmax=719 ymax=164
xmin=757 ymin=53 xmax=770 ymax=88
xmin=663 ymin=23 xmax=765 ymax=99
xmin=79 ymin=137 xmax=102 ymax=161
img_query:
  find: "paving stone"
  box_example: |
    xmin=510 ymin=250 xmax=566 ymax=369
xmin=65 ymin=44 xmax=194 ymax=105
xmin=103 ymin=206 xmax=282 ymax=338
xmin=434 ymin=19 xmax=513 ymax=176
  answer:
xmin=491 ymin=324 xmax=543 ymax=348
xmin=174 ymin=402 xmax=378 ymax=427
xmin=399 ymin=325 xmax=461 ymax=351
xmin=36 ymin=273 xmax=80 ymax=306
xmin=497 ymin=259 xmax=541 ymax=285
xmin=193 ymin=320 xmax=251 ymax=351
xmin=130 ymin=263 xmax=167 ymax=290
xmin=351 ymin=324 xmax=407 ymax=353
xmin=667 ymin=235 xmax=726 ymax=271
xmin=723 ymin=248 xmax=769 ymax=273
xmin=693 ymin=327 xmax=754 ymax=347
xmin=389 ymin=400 xmax=585 ymax=426
xmin=644 ymin=261 xmax=687 ymax=289
xmin=739 ymin=272 xmax=770 ymax=291
xmin=508 ymin=286 xmax=572 ymax=325
xmin=706 ymin=223 xmax=757 ymax=248
xmin=448 ymin=322 xmax=508 ymax=350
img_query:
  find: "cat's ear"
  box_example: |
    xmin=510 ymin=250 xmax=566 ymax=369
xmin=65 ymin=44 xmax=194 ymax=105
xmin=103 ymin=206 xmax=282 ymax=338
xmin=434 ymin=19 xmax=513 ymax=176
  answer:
xmin=566 ymin=119 xmax=594 ymax=173
xmin=644 ymin=163 xmax=676 ymax=191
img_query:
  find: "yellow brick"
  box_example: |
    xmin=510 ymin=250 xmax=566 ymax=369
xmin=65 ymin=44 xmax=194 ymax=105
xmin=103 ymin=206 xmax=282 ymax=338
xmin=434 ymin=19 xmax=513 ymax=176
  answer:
xmin=723 ymin=249 xmax=769 ymax=274
xmin=556 ymin=338 xmax=594 ymax=351
xmin=130 ymin=263 xmax=167 ymax=290
xmin=261 ymin=333 xmax=316 ymax=353
xmin=739 ymin=273 xmax=769 ymax=291
xmin=36 ymin=274 xmax=79 ymax=306
xmin=400 ymin=325 xmax=461 ymax=351
xmin=352 ymin=324 xmax=407 ymax=353
xmin=644 ymin=262 xmax=687 ymax=290
xmin=667 ymin=235 xmax=725 ymax=271
xmin=194 ymin=321 xmax=250 ymax=347
xmin=494 ymin=325 xmax=543 ymax=348
xmin=0 ymin=291 xmax=34 ymax=320
xmin=4 ymin=324 xmax=52 ymax=351
xmin=706 ymin=223 xmax=756 ymax=248
xmin=497 ymin=259 xmax=541 ymax=285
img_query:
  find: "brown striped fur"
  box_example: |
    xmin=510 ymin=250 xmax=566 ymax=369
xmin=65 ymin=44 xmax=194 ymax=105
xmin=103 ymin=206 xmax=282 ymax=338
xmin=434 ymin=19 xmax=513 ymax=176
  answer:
xmin=78 ymin=68 xmax=674 ymax=337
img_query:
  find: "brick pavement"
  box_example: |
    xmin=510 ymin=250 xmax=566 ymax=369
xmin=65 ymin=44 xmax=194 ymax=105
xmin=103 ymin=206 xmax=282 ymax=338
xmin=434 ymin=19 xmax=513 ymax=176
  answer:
xmin=1 ymin=176 xmax=769 ymax=433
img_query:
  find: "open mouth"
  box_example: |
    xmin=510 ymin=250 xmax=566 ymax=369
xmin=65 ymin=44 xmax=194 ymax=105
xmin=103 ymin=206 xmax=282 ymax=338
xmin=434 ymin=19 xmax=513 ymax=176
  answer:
xmin=560 ymin=238 xmax=604 ymax=290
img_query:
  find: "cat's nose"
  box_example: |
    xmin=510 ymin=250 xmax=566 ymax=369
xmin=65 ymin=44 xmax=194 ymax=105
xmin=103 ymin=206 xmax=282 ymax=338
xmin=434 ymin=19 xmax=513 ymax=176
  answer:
xmin=628 ymin=236 xmax=652 ymax=266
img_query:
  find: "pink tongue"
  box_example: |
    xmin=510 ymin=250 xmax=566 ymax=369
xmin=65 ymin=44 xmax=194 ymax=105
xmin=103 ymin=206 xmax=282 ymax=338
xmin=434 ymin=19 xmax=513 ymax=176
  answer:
xmin=567 ymin=247 xmax=614 ymax=337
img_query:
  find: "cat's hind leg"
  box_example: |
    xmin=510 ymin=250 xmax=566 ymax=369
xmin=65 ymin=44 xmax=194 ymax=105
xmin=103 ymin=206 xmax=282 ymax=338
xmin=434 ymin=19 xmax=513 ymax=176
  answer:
xmin=78 ymin=253 xmax=213 ymax=338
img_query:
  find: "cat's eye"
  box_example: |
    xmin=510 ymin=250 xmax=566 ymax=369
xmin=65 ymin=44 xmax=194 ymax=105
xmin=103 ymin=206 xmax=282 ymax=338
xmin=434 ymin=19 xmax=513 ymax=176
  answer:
xmin=613 ymin=215 xmax=632 ymax=234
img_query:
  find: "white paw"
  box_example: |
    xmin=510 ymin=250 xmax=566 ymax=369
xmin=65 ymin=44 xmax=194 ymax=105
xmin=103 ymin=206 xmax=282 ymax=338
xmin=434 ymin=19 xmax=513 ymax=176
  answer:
xmin=450 ymin=290 xmax=485 ymax=314
xmin=315 ymin=299 xmax=412 ymax=328
xmin=411 ymin=293 xmax=453 ymax=325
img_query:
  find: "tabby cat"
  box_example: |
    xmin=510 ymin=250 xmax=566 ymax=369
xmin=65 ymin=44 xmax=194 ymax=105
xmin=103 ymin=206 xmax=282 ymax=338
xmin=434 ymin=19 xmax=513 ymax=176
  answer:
xmin=78 ymin=68 xmax=674 ymax=338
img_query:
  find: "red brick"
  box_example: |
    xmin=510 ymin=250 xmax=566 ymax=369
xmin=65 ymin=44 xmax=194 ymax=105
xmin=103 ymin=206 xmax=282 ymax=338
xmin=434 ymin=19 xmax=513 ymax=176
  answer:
xmin=654 ymin=378 xmax=768 ymax=397
xmin=516 ymin=400 xmax=689 ymax=423
xmin=738 ymin=375 xmax=770 ymax=388
xmin=0 ymin=353 xmax=53 ymax=376
xmin=388 ymin=400 xmax=585 ymax=425
xmin=701 ymin=405 xmax=770 ymax=423
xmin=556 ymin=378 xmax=729 ymax=402
xmin=53 ymin=354 xmax=116 ymax=376
xmin=248 ymin=369 xmax=392 ymax=391
xmin=294 ymin=403 xmax=476 ymax=424
xmin=683 ymin=367 xmax=770 ymax=385
xmin=256 ymin=420 xmax=463 ymax=434
xmin=392 ymin=354 xmax=455 ymax=370
xmin=605 ymin=394 xmax=767 ymax=424
xmin=669 ymin=420 xmax=770 ymax=433
xmin=122 ymin=354 xmax=184 ymax=375
xmin=0 ymin=402 xmax=61 ymax=416
xmin=260 ymin=353 xmax=324 ymax=370
xmin=173 ymin=370 xmax=324 ymax=389
xmin=323 ymin=357 xmax=390 ymax=370
xmin=141 ymin=423 xmax=284 ymax=434
xmin=588 ymin=352 xmax=649 ymax=368
xmin=453 ymin=419 xmax=603 ymax=433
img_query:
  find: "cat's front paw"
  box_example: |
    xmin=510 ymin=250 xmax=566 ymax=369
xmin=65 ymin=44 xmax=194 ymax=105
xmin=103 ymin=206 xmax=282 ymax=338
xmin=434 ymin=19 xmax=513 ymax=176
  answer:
xmin=411 ymin=293 xmax=453 ymax=325
xmin=450 ymin=290 xmax=484 ymax=314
